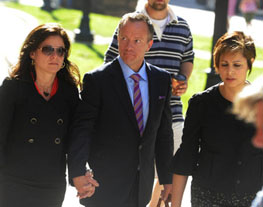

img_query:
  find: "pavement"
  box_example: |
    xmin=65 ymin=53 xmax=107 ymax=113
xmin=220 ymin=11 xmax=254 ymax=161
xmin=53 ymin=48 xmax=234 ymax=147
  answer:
xmin=0 ymin=0 xmax=263 ymax=206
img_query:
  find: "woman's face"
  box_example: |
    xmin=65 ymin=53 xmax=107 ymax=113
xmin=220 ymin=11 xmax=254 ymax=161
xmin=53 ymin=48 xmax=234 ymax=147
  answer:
xmin=30 ymin=35 xmax=66 ymax=76
xmin=217 ymin=51 xmax=249 ymax=90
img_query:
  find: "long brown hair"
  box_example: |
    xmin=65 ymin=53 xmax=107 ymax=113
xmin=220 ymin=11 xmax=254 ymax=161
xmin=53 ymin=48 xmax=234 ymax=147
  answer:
xmin=10 ymin=23 xmax=81 ymax=88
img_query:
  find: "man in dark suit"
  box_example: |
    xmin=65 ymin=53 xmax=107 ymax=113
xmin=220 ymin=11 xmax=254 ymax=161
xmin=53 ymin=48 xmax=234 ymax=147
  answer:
xmin=68 ymin=12 xmax=174 ymax=207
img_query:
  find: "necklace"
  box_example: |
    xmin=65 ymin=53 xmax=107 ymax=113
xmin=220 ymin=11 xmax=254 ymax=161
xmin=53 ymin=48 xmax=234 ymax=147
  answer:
xmin=34 ymin=77 xmax=58 ymax=99
xmin=35 ymin=82 xmax=52 ymax=97
xmin=43 ymin=91 xmax=50 ymax=97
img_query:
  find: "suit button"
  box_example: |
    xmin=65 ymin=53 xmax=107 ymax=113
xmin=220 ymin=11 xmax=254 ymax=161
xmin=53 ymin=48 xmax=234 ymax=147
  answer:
xmin=237 ymin=161 xmax=242 ymax=165
xmin=30 ymin=118 xmax=37 ymax=124
xmin=236 ymin=180 xmax=241 ymax=184
xmin=138 ymin=145 xmax=142 ymax=150
xmin=57 ymin=118 xmax=64 ymax=125
xmin=55 ymin=137 xmax=61 ymax=144
xmin=137 ymin=165 xmax=140 ymax=171
xmin=28 ymin=138 xmax=34 ymax=144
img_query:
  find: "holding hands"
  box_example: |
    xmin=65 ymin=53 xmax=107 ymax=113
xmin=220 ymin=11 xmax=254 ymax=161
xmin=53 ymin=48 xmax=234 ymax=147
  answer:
xmin=73 ymin=170 xmax=99 ymax=199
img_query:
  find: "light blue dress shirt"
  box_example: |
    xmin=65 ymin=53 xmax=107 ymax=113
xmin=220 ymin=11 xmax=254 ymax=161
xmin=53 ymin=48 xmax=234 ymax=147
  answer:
xmin=118 ymin=56 xmax=149 ymax=128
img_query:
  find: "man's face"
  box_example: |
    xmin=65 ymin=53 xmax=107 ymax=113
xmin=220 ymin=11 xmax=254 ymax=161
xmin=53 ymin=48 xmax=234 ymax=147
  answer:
xmin=118 ymin=20 xmax=153 ymax=72
xmin=148 ymin=0 xmax=169 ymax=11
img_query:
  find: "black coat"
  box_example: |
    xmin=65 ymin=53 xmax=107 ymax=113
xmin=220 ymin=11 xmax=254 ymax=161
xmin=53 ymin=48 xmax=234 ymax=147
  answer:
xmin=0 ymin=76 xmax=79 ymax=207
xmin=171 ymin=85 xmax=263 ymax=195
xmin=68 ymin=59 xmax=174 ymax=207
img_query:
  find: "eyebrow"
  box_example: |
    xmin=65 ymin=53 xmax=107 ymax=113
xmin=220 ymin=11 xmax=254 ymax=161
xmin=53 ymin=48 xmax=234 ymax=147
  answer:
xmin=220 ymin=59 xmax=242 ymax=62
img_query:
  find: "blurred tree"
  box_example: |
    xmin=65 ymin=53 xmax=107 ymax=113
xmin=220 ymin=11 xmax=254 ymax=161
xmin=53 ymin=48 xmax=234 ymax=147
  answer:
xmin=205 ymin=0 xmax=228 ymax=89
xmin=41 ymin=0 xmax=54 ymax=11
xmin=74 ymin=0 xmax=94 ymax=43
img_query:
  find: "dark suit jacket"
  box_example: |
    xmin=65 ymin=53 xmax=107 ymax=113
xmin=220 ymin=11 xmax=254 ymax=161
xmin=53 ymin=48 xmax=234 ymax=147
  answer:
xmin=68 ymin=59 xmax=174 ymax=207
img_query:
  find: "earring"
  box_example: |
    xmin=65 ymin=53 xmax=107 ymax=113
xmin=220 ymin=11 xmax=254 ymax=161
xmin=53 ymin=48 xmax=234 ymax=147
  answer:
xmin=61 ymin=62 xmax=65 ymax=69
xmin=31 ymin=59 xmax=35 ymax=66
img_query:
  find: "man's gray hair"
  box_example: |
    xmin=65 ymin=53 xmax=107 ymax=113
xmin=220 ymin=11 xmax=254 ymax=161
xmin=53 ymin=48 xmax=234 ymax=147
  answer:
xmin=117 ymin=12 xmax=154 ymax=41
xmin=232 ymin=76 xmax=263 ymax=123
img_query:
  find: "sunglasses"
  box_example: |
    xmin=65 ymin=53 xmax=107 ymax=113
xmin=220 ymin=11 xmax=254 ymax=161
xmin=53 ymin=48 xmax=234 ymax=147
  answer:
xmin=38 ymin=46 xmax=67 ymax=57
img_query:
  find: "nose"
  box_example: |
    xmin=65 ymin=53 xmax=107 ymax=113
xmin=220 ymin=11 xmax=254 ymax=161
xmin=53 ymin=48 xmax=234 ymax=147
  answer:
xmin=49 ymin=51 xmax=59 ymax=59
xmin=126 ymin=40 xmax=134 ymax=50
xmin=227 ymin=66 xmax=235 ymax=75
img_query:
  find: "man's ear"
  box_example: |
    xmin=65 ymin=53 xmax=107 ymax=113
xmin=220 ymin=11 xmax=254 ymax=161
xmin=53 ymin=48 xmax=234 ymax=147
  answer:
xmin=147 ymin=39 xmax=153 ymax=51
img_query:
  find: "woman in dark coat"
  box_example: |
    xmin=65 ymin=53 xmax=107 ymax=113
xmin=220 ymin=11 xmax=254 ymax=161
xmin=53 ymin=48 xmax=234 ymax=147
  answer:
xmin=0 ymin=23 xmax=81 ymax=207
xmin=171 ymin=31 xmax=262 ymax=207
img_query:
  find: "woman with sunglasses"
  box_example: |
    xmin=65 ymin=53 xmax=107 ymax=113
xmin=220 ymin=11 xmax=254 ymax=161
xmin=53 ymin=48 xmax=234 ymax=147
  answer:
xmin=0 ymin=23 xmax=91 ymax=207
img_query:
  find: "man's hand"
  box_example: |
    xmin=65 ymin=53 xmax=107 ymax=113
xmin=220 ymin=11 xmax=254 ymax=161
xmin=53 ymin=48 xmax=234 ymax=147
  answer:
xmin=73 ymin=170 xmax=99 ymax=199
xmin=172 ymin=79 xmax=188 ymax=96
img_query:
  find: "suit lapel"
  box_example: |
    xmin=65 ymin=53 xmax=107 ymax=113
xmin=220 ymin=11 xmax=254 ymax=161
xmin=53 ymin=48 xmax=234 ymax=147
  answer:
xmin=109 ymin=59 xmax=140 ymax=134
xmin=144 ymin=64 xmax=158 ymax=136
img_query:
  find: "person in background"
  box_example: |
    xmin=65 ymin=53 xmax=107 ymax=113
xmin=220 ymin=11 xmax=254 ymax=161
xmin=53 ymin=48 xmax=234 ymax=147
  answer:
xmin=68 ymin=12 xmax=174 ymax=207
xmin=228 ymin=0 xmax=238 ymax=18
xmin=232 ymin=75 xmax=263 ymax=207
xmin=239 ymin=0 xmax=258 ymax=26
xmin=227 ymin=0 xmax=238 ymax=29
xmin=171 ymin=31 xmax=262 ymax=207
xmin=0 ymin=23 xmax=96 ymax=207
xmin=104 ymin=0 xmax=194 ymax=204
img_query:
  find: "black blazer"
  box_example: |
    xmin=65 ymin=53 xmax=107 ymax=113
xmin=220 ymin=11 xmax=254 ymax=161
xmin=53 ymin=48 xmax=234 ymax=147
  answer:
xmin=68 ymin=59 xmax=174 ymax=207
xmin=171 ymin=85 xmax=263 ymax=195
xmin=0 ymin=77 xmax=79 ymax=182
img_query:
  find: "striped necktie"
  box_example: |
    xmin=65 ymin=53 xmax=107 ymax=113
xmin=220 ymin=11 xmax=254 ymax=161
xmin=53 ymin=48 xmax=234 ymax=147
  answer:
xmin=130 ymin=74 xmax=144 ymax=136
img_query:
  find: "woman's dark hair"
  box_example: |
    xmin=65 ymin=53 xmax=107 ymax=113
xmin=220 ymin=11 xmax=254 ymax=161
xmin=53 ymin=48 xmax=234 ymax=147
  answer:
xmin=10 ymin=23 xmax=81 ymax=87
xmin=213 ymin=31 xmax=256 ymax=74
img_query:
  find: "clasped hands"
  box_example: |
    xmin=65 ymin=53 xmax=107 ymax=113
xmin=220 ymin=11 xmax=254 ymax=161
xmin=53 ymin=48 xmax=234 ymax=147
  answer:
xmin=73 ymin=170 xmax=99 ymax=199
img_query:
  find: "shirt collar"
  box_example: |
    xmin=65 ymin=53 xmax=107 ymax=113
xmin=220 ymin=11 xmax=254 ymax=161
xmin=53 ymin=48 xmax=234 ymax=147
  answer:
xmin=118 ymin=56 xmax=147 ymax=81
xmin=141 ymin=4 xmax=178 ymax=24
